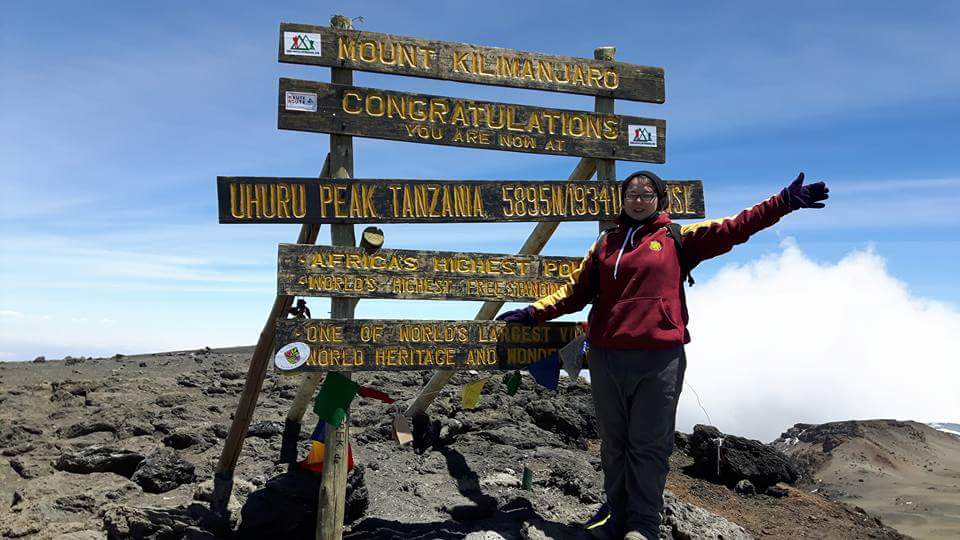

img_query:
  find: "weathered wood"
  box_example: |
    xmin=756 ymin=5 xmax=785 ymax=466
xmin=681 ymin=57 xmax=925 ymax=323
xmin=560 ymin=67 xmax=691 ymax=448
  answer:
xmin=403 ymin=157 xmax=596 ymax=418
xmin=218 ymin=177 xmax=705 ymax=223
xmin=279 ymin=23 xmax=665 ymax=103
xmin=276 ymin=319 xmax=585 ymax=373
xmin=594 ymin=46 xmax=618 ymax=232
xmin=278 ymin=79 xmax=666 ymax=163
xmin=211 ymin=159 xmax=329 ymax=516
xmin=217 ymin=177 xmax=621 ymax=222
xmin=278 ymin=244 xmax=585 ymax=303
xmin=319 ymin=16 xmax=355 ymax=540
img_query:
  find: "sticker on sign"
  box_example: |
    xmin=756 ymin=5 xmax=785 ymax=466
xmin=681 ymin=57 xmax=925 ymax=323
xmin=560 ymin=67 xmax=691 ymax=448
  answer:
xmin=285 ymin=91 xmax=318 ymax=112
xmin=628 ymin=125 xmax=658 ymax=148
xmin=275 ymin=342 xmax=311 ymax=370
xmin=284 ymin=31 xmax=322 ymax=57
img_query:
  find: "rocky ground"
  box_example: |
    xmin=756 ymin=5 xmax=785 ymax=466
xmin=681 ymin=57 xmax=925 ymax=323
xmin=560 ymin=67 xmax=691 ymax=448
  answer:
xmin=774 ymin=420 xmax=960 ymax=539
xmin=0 ymin=348 xmax=911 ymax=539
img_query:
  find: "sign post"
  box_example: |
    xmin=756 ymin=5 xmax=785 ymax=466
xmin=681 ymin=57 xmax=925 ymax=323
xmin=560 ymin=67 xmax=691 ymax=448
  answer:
xmin=317 ymin=15 xmax=357 ymax=540
xmin=214 ymin=14 xmax=697 ymax=540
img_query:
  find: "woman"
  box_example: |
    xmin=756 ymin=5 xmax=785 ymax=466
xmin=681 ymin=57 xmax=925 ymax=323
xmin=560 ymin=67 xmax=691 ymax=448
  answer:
xmin=497 ymin=171 xmax=829 ymax=540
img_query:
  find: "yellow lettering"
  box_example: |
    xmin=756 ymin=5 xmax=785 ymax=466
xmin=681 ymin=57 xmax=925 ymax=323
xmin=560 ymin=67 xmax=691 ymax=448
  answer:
xmin=342 ymin=91 xmax=362 ymax=114
xmin=229 ymin=183 xmax=245 ymax=218
xmin=337 ymin=38 xmax=356 ymax=61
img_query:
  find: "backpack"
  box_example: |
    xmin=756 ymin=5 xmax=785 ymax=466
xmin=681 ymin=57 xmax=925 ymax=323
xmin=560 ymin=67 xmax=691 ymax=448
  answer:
xmin=590 ymin=223 xmax=695 ymax=300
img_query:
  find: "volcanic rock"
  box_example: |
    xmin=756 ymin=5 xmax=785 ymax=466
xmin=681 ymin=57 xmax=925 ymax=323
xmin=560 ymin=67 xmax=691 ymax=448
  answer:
xmin=246 ymin=420 xmax=283 ymax=438
xmin=661 ymin=490 xmax=753 ymax=539
xmin=735 ymin=479 xmax=757 ymax=495
xmin=687 ymin=425 xmax=800 ymax=490
xmin=102 ymin=503 xmax=219 ymax=540
xmin=55 ymin=446 xmax=145 ymax=477
xmin=131 ymin=448 xmax=196 ymax=493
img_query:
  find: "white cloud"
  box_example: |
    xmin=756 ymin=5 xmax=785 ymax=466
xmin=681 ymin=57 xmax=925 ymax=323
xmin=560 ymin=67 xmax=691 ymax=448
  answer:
xmin=678 ymin=239 xmax=960 ymax=442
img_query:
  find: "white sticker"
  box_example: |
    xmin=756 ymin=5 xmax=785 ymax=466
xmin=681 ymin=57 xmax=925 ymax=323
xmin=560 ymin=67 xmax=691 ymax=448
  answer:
xmin=285 ymin=91 xmax=317 ymax=112
xmin=628 ymin=125 xmax=658 ymax=148
xmin=283 ymin=31 xmax=322 ymax=57
xmin=275 ymin=342 xmax=311 ymax=370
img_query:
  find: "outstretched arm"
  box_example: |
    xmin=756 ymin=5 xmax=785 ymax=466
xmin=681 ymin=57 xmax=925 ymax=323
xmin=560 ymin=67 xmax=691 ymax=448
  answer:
xmin=497 ymin=238 xmax=601 ymax=324
xmin=681 ymin=173 xmax=828 ymax=267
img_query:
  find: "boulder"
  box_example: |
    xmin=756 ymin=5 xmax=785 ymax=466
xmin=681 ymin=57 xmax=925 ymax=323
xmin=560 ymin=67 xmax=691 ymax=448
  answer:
xmin=55 ymin=446 xmax=145 ymax=477
xmin=735 ymin=479 xmax=756 ymax=495
xmin=0 ymin=422 xmax=43 ymax=448
xmin=661 ymin=490 xmax=753 ymax=539
xmin=154 ymin=393 xmax=191 ymax=408
xmin=687 ymin=425 xmax=800 ymax=490
xmin=59 ymin=420 xmax=118 ymax=439
xmin=765 ymin=485 xmax=790 ymax=498
xmin=162 ymin=429 xmax=212 ymax=451
xmin=523 ymin=391 xmax=598 ymax=446
xmin=54 ymin=494 xmax=96 ymax=513
xmin=102 ymin=503 xmax=219 ymax=540
xmin=131 ymin=448 xmax=196 ymax=493
xmin=247 ymin=420 xmax=284 ymax=438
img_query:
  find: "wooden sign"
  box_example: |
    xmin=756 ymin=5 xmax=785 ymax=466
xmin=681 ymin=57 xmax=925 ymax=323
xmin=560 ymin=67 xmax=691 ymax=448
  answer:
xmin=278 ymin=244 xmax=584 ymax=303
xmin=278 ymin=79 xmax=666 ymax=163
xmin=278 ymin=23 xmax=665 ymax=103
xmin=218 ymin=177 xmax=705 ymax=224
xmin=275 ymin=318 xmax=585 ymax=372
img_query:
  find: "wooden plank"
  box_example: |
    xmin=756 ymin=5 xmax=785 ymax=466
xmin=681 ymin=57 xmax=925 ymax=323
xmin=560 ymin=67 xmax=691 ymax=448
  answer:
xmin=275 ymin=319 xmax=585 ymax=373
xmin=278 ymin=79 xmax=666 ymax=163
xmin=278 ymin=23 xmax=665 ymax=103
xmin=278 ymin=245 xmax=584 ymax=303
xmin=217 ymin=177 xmax=705 ymax=223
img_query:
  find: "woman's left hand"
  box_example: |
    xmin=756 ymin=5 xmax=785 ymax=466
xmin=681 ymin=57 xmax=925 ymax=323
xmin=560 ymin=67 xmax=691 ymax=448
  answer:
xmin=781 ymin=172 xmax=829 ymax=209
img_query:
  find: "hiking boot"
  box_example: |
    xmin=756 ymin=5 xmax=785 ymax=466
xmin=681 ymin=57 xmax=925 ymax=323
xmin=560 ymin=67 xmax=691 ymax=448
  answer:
xmin=586 ymin=521 xmax=620 ymax=540
xmin=623 ymin=532 xmax=649 ymax=540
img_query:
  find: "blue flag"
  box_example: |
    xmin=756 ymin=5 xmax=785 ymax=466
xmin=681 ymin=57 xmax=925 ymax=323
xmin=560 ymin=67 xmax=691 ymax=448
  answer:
xmin=527 ymin=352 xmax=561 ymax=391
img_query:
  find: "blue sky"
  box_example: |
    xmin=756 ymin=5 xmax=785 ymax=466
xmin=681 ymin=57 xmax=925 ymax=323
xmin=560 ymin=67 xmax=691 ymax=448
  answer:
xmin=1 ymin=1 xmax=958 ymax=432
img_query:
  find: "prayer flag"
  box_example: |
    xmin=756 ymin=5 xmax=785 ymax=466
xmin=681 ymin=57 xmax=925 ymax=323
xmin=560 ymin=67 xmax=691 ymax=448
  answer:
xmin=461 ymin=377 xmax=491 ymax=409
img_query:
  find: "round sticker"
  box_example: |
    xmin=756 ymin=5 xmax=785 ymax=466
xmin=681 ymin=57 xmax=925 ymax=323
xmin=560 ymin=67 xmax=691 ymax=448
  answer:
xmin=275 ymin=342 xmax=311 ymax=370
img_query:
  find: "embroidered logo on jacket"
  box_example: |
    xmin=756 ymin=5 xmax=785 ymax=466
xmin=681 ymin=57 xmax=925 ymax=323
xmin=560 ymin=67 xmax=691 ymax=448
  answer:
xmin=649 ymin=240 xmax=662 ymax=251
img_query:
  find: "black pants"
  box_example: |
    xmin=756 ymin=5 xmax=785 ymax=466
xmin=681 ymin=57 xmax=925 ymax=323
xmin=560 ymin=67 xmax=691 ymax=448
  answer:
xmin=589 ymin=345 xmax=686 ymax=538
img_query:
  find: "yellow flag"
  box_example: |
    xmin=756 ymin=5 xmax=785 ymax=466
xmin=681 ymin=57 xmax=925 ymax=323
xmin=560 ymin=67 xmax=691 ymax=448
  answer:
xmin=462 ymin=377 xmax=491 ymax=409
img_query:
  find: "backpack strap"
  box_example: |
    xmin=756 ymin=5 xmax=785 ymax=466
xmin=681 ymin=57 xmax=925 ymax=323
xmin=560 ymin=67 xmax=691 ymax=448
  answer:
xmin=665 ymin=223 xmax=695 ymax=287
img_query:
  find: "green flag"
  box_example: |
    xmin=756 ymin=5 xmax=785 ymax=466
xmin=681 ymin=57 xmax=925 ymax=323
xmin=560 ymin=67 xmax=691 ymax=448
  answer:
xmin=313 ymin=372 xmax=358 ymax=427
xmin=504 ymin=370 xmax=522 ymax=396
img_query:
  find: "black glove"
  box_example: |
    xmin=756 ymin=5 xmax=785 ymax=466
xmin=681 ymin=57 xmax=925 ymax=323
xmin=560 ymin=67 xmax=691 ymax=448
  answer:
xmin=780 ymin=172 xmax=829 ymax=210
xmin=496 ymin=307 xmax=536 ymax=325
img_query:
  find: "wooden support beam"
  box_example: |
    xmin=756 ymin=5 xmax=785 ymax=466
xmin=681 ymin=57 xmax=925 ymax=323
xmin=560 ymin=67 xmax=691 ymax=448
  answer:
xmin=210 ymin=154 xmax=330 ymax=515
xmin=403 ymin=156 xmax=596 ymax=418
xmin=318 ymin=14 xmax=355 ymax=540
xmin=594 ymin=46 xmax=618 ymax=232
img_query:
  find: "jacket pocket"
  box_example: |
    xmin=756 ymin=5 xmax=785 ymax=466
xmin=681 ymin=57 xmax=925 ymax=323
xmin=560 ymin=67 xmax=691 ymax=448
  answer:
xmin=600 ymin=296 xmax=679 ymax=344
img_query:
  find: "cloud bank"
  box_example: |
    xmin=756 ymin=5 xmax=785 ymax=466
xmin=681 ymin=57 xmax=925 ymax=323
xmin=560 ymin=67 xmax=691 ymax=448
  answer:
xmin=678 ymin=240 xmax=960 ymax=441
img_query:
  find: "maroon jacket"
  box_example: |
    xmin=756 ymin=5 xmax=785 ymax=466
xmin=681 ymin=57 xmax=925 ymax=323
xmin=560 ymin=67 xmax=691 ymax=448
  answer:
xmin=530 ymin=193 xmax=793 ymax=349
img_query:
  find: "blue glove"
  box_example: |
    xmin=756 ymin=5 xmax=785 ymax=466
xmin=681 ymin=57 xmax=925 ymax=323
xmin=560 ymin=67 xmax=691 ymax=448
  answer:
xmin=496 ymin=307 xmax=536 ymax=325
xmin=780 ymin=172 xmax=829 ymax=210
